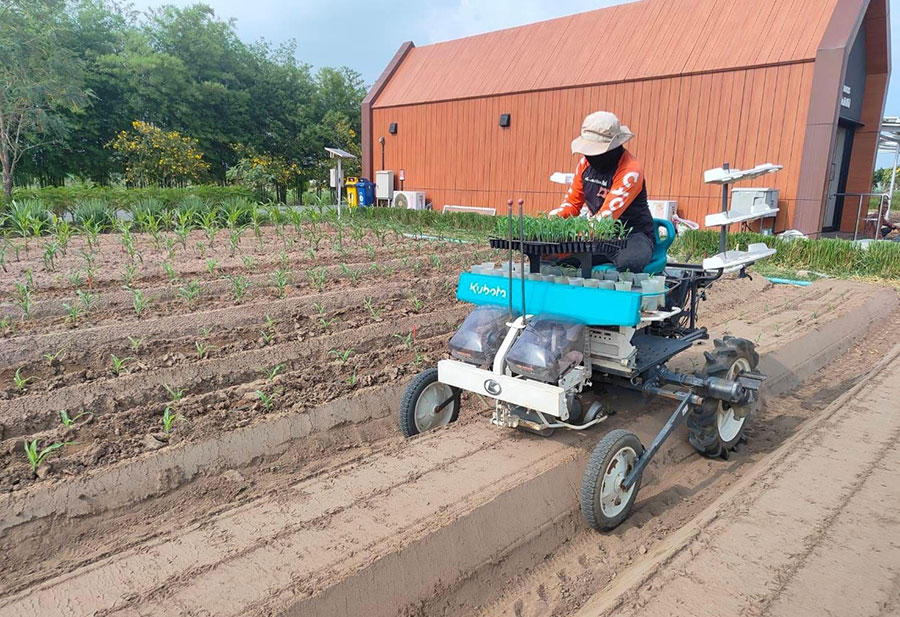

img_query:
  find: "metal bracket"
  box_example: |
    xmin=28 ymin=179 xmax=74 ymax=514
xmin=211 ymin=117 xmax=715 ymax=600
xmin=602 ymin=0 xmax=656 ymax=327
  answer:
xmin=624 ymin=393 xmax=693 ymax=489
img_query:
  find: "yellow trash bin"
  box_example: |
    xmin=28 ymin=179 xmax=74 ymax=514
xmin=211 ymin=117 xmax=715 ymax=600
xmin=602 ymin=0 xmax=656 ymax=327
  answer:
xmin=344 ymin=176 xmax=359 ymax=207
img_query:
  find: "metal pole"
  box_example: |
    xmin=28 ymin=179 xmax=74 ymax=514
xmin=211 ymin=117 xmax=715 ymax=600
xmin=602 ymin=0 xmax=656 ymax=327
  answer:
xmin=336 ymin=158 xmax=343 ymax=220
xmin=518 ymin=199 xmax=526 ymax=319
xmin=719 ymin=162 xmax=730 ymax=255
xmin=887 ymin=139 xmax=899 ymax=222
xmin=507 ymin=199 xmax=514 ymax=319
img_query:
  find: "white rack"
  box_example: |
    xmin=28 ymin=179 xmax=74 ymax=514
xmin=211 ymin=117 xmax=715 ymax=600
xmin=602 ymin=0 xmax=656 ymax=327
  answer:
xmin=701 ymin=162 xmax=782 ymax=273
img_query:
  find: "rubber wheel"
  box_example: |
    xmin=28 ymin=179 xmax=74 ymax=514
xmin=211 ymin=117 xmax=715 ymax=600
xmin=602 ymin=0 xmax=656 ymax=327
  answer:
xmin=398 ymin=368 xmax=461 ymax=437
xmin=686 ymin=336 xmax=759 ymax=459
xmin=580 ymin=429 xmax=644 ymax=531
xmin=567 ymin=396 xmax=585 ymax=425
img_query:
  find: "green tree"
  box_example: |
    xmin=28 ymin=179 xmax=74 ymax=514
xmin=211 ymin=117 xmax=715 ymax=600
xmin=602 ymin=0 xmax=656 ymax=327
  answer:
xmin=0 ymin=0 xmax=90 ymax=196
xmin=108 ymin=120 xmax=210 ymax=187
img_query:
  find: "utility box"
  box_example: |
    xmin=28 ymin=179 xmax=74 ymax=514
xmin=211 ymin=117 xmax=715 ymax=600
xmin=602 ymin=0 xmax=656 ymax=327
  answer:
xmin=648 ymin=200 xmax=677 ymax=221
xmin=375 ymin=170 xmax=394 ymax=200
xmin=730 ymin=188 xmax=779 ymax=217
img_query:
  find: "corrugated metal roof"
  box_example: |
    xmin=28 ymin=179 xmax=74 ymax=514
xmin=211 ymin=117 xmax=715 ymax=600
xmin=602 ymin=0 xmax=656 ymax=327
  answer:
xmin=372 ymin=0 xmax=839 ymax=108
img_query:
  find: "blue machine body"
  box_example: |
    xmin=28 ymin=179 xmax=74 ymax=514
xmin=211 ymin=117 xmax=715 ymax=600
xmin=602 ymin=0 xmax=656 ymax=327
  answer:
xmin=457 ymin=272 xmax=643 ymax=327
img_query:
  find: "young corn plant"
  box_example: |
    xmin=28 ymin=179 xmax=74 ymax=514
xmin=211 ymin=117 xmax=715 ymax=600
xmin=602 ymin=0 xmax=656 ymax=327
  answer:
xmin=260 ymin=363 xmax=286 ymax=381
xmin=43 ymin=348 xmax=66 ymax=366
xmin=242 ymin=255 xmax=256 ymax=271
xmin=162 ymin=261 xmax=179 ymax=283
xmin=394 ymin=331 xmax=414 ymax=349
xmin=226 ymin=274 xmax=251 ymax=303
xmin=63 ymin=301 xmax=82 ymax=326
xmin=255 ymin=389 xmax=276 ymax=410
xmin=0 ymin=316 xmax=12 ymax=336
xmin=206 ymin=258 xmax=219 ymax=275
xmin=24 ymin=440 xmax=70 ymax=474
xmin=195 ymin=340 xmax=213 ymax=359
xmin=66 ymin=271 xmax=84 ymax=288
xmin=129 ymin=288 xmax=150 ymax=317
xmin=363 ymin=297 xmax=382 ymax=320
xmin=269 ymin=269 xmax=291 ymax=299
xmin=12 ymin=282 xmax=32 ymax=321
xmin=110 ymin=354 xmax=134 ymax=376
xmin=42 ymin=241 xmax=60 ymax=271
xmin=13 ymin=367 xmax=33 ymax=392
xmin=123 ymin=262 xmax=139 ymax=287
xmin=161 ymin=406 xmax=182 ymax=435
xmin=306 ymin=267 xmax=328 ymax=292
xmin=59 ymin=409 xmax=92 ymax=428
xmin=178 ymin=280 xmax=202 ymax=305
xmin=409 ymin=293 xmax=423 ymax=312
xmin=328 ymin=348 xmax=354 ymax=364
xmin=128 ymin=336 xmax=146 ymax=352
xmin=163 ymin=383 xmax=185 ymax=403
xmin=77 ymin=289 xmax=99 ymax=312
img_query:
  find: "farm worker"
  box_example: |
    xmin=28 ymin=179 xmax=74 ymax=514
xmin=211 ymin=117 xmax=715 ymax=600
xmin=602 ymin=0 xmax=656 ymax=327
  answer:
xmin=550 ymin=111 xmax=655 ymax=272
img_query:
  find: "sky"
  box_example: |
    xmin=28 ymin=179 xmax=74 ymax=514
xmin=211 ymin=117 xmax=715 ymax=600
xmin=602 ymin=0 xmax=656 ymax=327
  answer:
xmin=131 ymin=0 xmax=900 ymax=167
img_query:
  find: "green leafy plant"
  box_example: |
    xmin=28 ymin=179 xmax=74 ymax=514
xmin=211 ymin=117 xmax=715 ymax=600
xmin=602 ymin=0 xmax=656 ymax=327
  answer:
xmin=328 ymin=348 xmax=354 ymax=364
xmin=110 ymin=354 xmax=134 ymax=376
xmin=128 ymin=336 xmax=146 ymax=352
xmin=43 ymin=348 xmax=65 ymax=366
xmin=59 ymin=409 xmax=92 ymax=428
xmin=163 ymin=383 xmax=185 ymax=403
xmin=24 ymin=440 xmax=70 ymax=474
xmin=225 ymin=274 xmax=251 ymax=303
xmin=409 ymin=293 xmax=423 ymax=312
xmin=269 ymin=268 xmax=291 ymax=298
xmin=12 ymin=282 xmax=32 ymax=321
xmin=13 ymin=367 xmax=32 ymax=392
xmin=128 ymin=288 xmax=150 ymax=317
xmin=305 ymin=267 xmax=328 ymax=292
xmin=161 ymin=406 xmax=182 ymax=435
xmin=394 ymin=331 xmax=414 ymax=349
xmin=178 ymin=280 xmax=201 ymax=304
xmin=363 ymin=297 xmax=382 ymax=319
xmin=206 ymin=258 xmax=219 ymax=275
xmin=77 ymin=289 xmax=99 ymax=312
xmin=195 ymin=340 xmax=212 ymax=359
xmin=260 ymin=363 xmax=286 ymax=381
xmin=63 ymin=301 xmax=81 ymax=326
xmin=255 ymin=389 xmax=276 ymax=410
xmin=162 ymin=261 xmax=179 ymax=283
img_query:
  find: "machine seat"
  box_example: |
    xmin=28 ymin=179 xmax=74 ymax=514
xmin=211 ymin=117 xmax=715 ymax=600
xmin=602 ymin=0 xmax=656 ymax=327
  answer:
xmin=593 ymin=218 xmax=675 ymax=275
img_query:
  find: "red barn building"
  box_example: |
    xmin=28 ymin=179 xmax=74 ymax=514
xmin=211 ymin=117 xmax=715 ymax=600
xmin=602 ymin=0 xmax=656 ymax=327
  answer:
xmin=362 ymin=0 xmax=890 ymax=235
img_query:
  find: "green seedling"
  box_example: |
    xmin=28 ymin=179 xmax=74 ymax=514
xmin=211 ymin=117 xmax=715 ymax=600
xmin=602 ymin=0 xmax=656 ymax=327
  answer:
xmin=43 ymin=348 xmax=65 ymax=365
xmin=363 ymin=297 xmax=382 ymax=319
xmin=77 ymin=289 xmax=99 ymax=312
xmin=305 ymin=267 xmax=328 ymax=292
xmin=429 ymin=254 xmax=442 ymax=269
xmin=163 ymin=383 xmax=185 ymax=403
xmin=162 ymin=261 xmax=179 ymax=283
xmin=206 ymin=258 xmax=219 ymax=275
xmin=0 ymin=316 xmax=13 ymax=335
xmin=318 ymin=316 xmax=336 ymax=331
xmin=260 ymin=363 xmax=286 ymax=381
xmin=255 ymin=390 xmax=276 ymax=410
xmin=123 ymin=263 xmax=139 ymax=286
xmin=195 ymin=340 xmax=212 ymax=359
xmin=270 ymin=269 xmax=291 ymax=298
xmin=346 ymin=370 xmax=358 ymax=387
xmin=66 ymin=271 xmax=85 ymax=288
xmin=198 ymin=325 xmax=213 ymax=337
xmin=413 ymin=348 xmax=426 ymax=367
xmin=12 ymin=282 xmax=32 ymax=321
xmin=365 ymin=244 xmax=376 ymax=260
xmin=264 ymin=314 xmax=278 ymax=329
xmin=13 ymin=367 xmax=33 ymax=392
xmin=42 ymin=241 xmax=59 ymax=271
xmin=24 ymin=440 xmax=70 ymax=474
xmin=225 ymin=275 xmax=251 ymax=303
xmin=394 ymin=331 xmax=414 ymax=349
xmin=128 ymin=336 xmax=146 ymax=352
xmin=242 ymin=255 xmax=256 ymax=271
xmin=328 ymin=348 xmax=354 ymax=364
xmin=129 ymin=288 xmax=150 ymax=317
xmin=63 ymin=302 xmax=82 ymax=326
xmin=261 ymin=330 xmax=275 ymax=345
xmin=312 ymin=302 xmax=326 ymax=316
xmin=161 ymin=406 xmax=182 ymax=435
xmin=178 ymin=280 xmax=202 ymax=304
xmin=59 ymin=409 xmax=92 ymax=428
xmin=110 ymin=354 xmax=134 ymax=376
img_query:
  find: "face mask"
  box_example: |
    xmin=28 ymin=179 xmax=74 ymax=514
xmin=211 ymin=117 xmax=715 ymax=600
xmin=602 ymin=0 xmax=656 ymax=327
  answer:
xmin=586 ymin=146 xmax=624 ymax=170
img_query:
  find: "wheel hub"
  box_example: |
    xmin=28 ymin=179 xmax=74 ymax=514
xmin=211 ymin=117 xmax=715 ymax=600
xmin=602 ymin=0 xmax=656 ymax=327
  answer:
xmin=414 ymin=382 xmax=456 ymax=432
xmin=599 ymin=446 xmax=637 ymax=517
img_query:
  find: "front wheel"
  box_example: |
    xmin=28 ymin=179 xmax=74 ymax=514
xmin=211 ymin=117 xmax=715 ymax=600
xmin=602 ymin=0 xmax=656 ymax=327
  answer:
xmin=398 ymin=368 xmax=461 ymax=437
xmin=580 ymin=429 xmax=644 ymax=531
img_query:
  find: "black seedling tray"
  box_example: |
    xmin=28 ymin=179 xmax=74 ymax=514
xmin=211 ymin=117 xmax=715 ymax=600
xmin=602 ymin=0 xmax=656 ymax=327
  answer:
xmin=489 ymin=237 xmax=628 ymax=256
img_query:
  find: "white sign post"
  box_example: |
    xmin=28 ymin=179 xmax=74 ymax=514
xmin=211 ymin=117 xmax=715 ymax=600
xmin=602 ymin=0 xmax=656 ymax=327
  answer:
xmin=325 ymin=147 xmax=357 ymax=221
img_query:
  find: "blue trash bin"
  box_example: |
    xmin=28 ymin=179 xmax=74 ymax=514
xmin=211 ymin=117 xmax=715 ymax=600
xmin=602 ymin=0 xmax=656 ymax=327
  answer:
xmin=358 ymin=179 xmax=376 ymax=206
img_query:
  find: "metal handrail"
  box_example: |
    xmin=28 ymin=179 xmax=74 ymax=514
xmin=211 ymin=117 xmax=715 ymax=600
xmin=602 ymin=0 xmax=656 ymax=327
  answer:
xmin=830 ymin=192 xmax=890 ymax=241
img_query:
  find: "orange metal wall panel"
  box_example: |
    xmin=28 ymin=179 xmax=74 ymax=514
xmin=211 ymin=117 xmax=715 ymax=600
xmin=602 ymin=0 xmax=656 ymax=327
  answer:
xmin=372 ymin=63 xmax=813 ymax=225
xmin=373 ymin=0 xmax=840 ymax=109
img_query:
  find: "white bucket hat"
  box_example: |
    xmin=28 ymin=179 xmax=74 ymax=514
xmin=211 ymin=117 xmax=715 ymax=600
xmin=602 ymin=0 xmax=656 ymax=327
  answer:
xmin=571 ymin=111 xmax=634 ymax=156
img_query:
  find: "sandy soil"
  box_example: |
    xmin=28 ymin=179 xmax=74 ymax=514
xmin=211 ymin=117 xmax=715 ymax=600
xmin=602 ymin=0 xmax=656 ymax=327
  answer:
xmin=0 ymin=261 xmax=894 ymax=616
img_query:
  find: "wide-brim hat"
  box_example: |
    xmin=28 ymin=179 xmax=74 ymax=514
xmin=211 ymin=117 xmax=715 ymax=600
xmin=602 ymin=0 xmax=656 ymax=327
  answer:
xmin=571 ymin=111 xmax=634 ymax=156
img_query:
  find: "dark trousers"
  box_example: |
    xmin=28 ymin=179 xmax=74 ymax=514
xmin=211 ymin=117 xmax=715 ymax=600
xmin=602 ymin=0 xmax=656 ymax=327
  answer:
xmin=595 ymin=232 xmax=654 ymax=272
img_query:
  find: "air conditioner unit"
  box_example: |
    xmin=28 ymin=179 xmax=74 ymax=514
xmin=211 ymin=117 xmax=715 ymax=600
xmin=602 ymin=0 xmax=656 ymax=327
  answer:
xmin=392 ymin=190 xmax=426 ymax=210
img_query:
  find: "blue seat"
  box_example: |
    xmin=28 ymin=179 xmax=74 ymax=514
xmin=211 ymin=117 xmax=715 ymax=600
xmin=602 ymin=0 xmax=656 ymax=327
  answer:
xmin=592 ymin=218 xmax=675 ymax=275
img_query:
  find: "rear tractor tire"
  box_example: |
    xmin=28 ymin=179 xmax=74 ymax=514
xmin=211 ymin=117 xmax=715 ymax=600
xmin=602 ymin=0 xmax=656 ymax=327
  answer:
xmin=580 ymin=429 xmax=644 ymax=531
xmin=687 ymin=336 xmax=759 ymax=458
xmin=398 ymin=368 xmax=461 ymax=437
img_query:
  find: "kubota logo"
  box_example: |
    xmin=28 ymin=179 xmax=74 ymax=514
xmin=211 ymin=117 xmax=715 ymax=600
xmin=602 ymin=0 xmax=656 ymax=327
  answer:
xmin=469 ymin=282 xmax=507 ymax=299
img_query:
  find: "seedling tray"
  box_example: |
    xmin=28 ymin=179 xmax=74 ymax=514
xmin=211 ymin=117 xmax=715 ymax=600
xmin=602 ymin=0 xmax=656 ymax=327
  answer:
xmin=489 ymin=237 xmax=627 ymax=256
